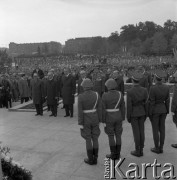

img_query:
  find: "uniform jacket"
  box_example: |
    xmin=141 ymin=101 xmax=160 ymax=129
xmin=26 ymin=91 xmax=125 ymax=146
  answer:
xmin=46 ymin=79 xmax=58 ymax=105
xmin=31 ymin=79 xmax=44 ymax=104
xmin=18 ymin=78 xmax=31 ymax=98
xmin=127 ymin=84 xmax=148 ymax=121
xmin=139 ymin=76 xmax=149 ymax=89
xmin=102 ymin=90 xmax=125 ymax=123
xmin=78 ymin=90 xmax=102 ymax=126
xmin=115 ymin=76 xmax=124 ymax=96
xmin=171 ymin=83 xmax=177 ymax=113
xmin=149 ymin=82 xmax=170 ymax=115
xmin=61 ymin=74 xmax=76 ymax=105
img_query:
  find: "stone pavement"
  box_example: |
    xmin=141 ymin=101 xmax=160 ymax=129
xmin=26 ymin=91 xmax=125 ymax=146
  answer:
xmin=0 ymin=98 xmax=177 ymax=180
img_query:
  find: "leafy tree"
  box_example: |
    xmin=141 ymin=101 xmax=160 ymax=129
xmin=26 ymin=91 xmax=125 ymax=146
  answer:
xmin=151 ymin=32 xmax=167 ymax=55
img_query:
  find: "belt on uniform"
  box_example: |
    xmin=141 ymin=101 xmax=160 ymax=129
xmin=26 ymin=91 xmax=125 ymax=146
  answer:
xmin=106 ymin=109 xmax=119 ymax=112
xmin=83 ymin=109 xmax=97 ymax=113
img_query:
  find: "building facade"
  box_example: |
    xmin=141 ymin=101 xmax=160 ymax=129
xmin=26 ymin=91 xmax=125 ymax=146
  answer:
xmin=9 ymin=41 xmax=62 ymax=57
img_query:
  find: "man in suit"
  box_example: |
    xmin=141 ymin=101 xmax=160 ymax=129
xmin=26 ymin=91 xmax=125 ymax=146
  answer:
xmin=78 ymin=78 xmax=102 ymax=165
xmin=31 ymin=73 xmax=44 ymax=116
xmin=170 ymin=71 xmax=177 ymax=148
xmin=127 ymin=71 xmax=148 ymax=157
xmin=149 ymin=70 xmax=170 ymax=154
xmin=102 ymin=78 xmax=125 ymax=160
xmin=46 ymin=71 xmax=58 ymax=117
xmin=32 ymin=63 xmax=44 ymax=79
xmin=18 ymin=74 xmax=30 ymax=104
xmin=78 ymin=70 xmax=86 ymax=95
xmin=61 ymin=68 xmax=76 ymax=118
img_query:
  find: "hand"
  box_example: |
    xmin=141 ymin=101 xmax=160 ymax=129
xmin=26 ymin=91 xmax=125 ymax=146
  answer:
xmin=79 ymin=125 xmax=84 ymax=129
xmin=103 ymin=123 xmax=106 ymax=127
xmin=172 ymin=112 xmax=175 ymax=116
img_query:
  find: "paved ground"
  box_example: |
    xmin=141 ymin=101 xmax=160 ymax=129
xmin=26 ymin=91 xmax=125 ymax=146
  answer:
xmin=0 ymin=98 xmax=177 ymax=180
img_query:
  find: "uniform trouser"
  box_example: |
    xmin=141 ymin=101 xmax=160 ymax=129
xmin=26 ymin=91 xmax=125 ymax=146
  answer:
xmin=172 ymin=113 xmax=177 ymax=128
xmin=81 ymin=122 xmax=100 ymax=151
xmin=65 ymin=104 xmax=73 ymax=116
xmin=105 ymin=120 xmax=123 ymax=147
xmin=151 ymin=113 xmax=167 ymax=149
xmin=50 ymin=104 xmax=57 ymax=115
xmin=131 ymin=116 xmax=146 ymax=149
xmin=21 ymin=97 xmax=29 ymax=104
xmin=35 ymin=104 xmax=43 ymax=115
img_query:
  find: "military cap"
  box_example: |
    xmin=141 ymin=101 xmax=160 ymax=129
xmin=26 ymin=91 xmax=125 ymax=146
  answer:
xmin=131 ymin=71 xmax=143 ymax=81
xmin=154 ymin=70 xmax=167 ymax=80
xmin=81 ymin=78 xmax=93 ymax=88
xmin=105 ymin=78 xmax=117 ymax=90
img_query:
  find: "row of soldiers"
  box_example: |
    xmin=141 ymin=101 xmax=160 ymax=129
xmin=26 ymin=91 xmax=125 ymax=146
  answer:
xmin=78 ymin=69 xmax=177 ymax=165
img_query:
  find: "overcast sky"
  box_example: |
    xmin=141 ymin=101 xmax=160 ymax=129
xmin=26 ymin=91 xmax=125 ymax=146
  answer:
xmin=0 ymin=0 xmax=176 ymax=47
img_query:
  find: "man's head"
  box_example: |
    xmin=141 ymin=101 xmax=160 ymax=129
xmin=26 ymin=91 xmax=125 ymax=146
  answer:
xmin=80 ymin=70 xmax=86 ymax=79
xmin=48 ymin=71 xmax=54 ymax=80
xmin=64 ymin=68 xmax=71 ymax=76
xmin=81 ymin=78 xmax=93 ymax=91
xmin=105 ymin=78 xmax=117 ymax=90
xmin=131 ymin=71 xmax=143 ymax=84
xmin=33 ymin=73 xmax=38 ymax=80
xmin=154 ymin=70 xmax=167 ymax=83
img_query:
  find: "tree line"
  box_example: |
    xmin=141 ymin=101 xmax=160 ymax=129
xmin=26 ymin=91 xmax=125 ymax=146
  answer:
xmin=64 ymin=19 xmax=177 ymax=56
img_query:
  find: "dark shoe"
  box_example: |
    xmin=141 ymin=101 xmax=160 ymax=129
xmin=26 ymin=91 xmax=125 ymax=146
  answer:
xmin=54 ymin=114 xmax=57 ymax=117
xmin=40 ymin=113 xmax=43 ymax=116
xmin=70 ymin=115 xmax=73 ymax=118
xmin=151 ymin=147 xmax=160 ymax=154
xmin=93 ymin=148 xmax=98 ymax=165
xmin=116 ymin=145 xmax=121 ymax=160
xmin=171 ymin=144 xmax=177 ymax=148
xmin=131 ymin=150 xmax=141 ymax=157
xmin=140 ymin=149 xmax=144 ymax=157
xmin=64 ymin=115 xmax=70 ymax=117
xmin=84 ymin=150 xmax=94 ymax=165
xmin=35 ymin=113 xmax=39 ymax=116
xmin=106 ymin=146 xmax=117 ymax=160
xmin=49 ymin=114 xmax=54 ymax=117
xmin=159 ymin=148 xmax=163 ymax=154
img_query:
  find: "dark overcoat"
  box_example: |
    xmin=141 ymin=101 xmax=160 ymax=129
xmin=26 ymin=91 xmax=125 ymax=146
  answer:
xmin=46 ymin=79 xmax=58 ymax=105
xmin=31 ymin=79 xmax=44 ymax=104
xmin=61 ymin=74 xmax=76 ymax=105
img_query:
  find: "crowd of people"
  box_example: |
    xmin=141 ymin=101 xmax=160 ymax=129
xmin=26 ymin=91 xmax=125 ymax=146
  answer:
xmin=0 ymin=54 xmax=177 ymax=166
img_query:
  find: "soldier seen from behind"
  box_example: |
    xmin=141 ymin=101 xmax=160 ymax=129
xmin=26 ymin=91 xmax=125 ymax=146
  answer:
xmin=149 ymin=70 xmax=170 ymax=154
xmin=127 ymin=71 xmax=148 ymax=157
xmin=102 ymin=78 xmax=125 ymax=160
xmin=78 ymin=78 xmax=102 ymax=165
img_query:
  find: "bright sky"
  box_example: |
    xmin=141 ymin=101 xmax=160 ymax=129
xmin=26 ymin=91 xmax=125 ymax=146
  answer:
xmin=0 ymin=0 xmax=176 ymax=47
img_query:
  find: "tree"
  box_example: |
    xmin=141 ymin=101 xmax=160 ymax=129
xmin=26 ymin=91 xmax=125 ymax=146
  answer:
xmin=141 ymin=38 xmax=153 ymax=55
xmin=170 ymin=34 xmax=177 ymax=49
xmin=151 ymin=32 xmax=168 ymax=55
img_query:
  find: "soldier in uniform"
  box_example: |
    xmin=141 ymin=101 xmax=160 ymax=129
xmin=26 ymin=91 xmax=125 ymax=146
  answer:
xmin=78 ymin=78 xmax=102 ymax=165
xmin=149 ymin=70 xmax=170 ymax=153
xmin=102 ymin=78 xmax=125 ymax=160
xmin=127 ymin=71 xmax=148 ymax=157
xmin=170 ymin=71 xmax=177 ymax=148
